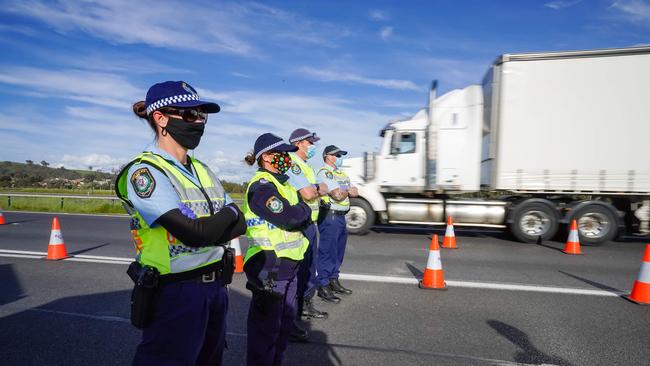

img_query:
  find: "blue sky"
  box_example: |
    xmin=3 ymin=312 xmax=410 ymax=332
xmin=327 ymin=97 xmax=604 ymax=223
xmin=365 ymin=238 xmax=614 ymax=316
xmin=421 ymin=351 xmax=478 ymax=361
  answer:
xmin=0 ymin=0 xmax=649 ymax=182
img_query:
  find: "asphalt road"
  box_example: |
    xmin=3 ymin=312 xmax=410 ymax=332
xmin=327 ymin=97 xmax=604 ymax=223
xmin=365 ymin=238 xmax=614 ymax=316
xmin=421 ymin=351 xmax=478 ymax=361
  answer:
xmin=1 ymin=211 xmax=649 ymax=365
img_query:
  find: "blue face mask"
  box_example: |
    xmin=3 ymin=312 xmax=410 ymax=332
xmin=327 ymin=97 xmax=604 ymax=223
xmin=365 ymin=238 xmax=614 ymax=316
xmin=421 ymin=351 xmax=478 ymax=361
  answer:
xmin=335 ymin=157 xmax=343 ymax=168
xmin=306 ymin=145 xmax=317 ymax=159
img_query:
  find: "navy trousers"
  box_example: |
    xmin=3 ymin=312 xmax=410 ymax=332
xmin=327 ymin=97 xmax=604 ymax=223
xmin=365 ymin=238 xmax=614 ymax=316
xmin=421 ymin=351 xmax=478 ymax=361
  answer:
xmin=132 ymin=281 xmax=228 ymax=366
xmin=247 ymin=276 xmax=298 ymax=366
xmin=297 ymin=223 xmax=319 ymax=305
xmin=317 ymin=213 xmax=348 ymax=286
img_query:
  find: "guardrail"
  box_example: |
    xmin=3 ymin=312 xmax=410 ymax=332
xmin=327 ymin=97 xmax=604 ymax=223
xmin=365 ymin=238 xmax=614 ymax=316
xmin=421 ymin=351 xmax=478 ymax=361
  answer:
xmin=0 ymin=193 xmax=243 ymax=210
xmin=0 ymin=193 xmax=120 ymax=209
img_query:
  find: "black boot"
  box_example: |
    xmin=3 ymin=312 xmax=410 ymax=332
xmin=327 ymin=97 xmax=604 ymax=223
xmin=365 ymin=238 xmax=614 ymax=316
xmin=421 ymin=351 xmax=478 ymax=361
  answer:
xmin=317 ymin=285 xmax=341 ymax=304
xmin=301 ymin=298 xmax=329 ymax=319
xmin=330 ymin=278 xmax=352 ymax=295
xmin=288 ymin=321 xmax=310 ymax=343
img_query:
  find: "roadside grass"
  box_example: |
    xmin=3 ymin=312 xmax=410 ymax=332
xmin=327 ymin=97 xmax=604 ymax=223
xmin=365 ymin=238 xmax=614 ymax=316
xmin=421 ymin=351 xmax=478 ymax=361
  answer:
xmin=0 ymin=191 xmax=243 ymax=215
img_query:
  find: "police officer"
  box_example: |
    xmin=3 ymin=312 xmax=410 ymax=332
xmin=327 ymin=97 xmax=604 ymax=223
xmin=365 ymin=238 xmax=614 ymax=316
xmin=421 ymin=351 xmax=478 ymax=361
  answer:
xmin=286 ymin=128 xmax=329 ymax=328
xmin=116 ymin=81 xmax=246 ymax=366
xmin=316 ymin=145 xmax=358 ymax=302
xmin=242 ymin=133 xmax=312 ymax=366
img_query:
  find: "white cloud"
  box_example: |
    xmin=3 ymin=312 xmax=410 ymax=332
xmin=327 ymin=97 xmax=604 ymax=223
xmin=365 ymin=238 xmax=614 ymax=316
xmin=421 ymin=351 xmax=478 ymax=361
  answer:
xmin=0 ymin=66 xmax=142 ymax=108
xmin=57 ymin=153 xmax=124 ymax=171
xmin=379 ymin=26 xmax=394 ymax=41
xmin=544 ymin=0 xmax=583 ymax=9
xmin=368 ymin=9 xmax=390 ymax=21
xmin=297 ymin=66 xmax=422 ymax=91
xmin=231 ymin=72 xmax=253 ymax=79
xmin=4 ymin=0 xmax=349 ymax=57
xmin=610 ymin=0 xmax=650 ymax=23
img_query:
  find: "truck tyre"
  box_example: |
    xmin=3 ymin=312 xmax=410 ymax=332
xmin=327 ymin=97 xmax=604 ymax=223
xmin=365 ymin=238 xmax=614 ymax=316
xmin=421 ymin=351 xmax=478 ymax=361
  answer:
xmin=570 ymin=204 xmax=618 ymax=245
xmin=346 ymin=198 xmax=375 ymax=235
xmin=509 ymin=201 xmax=559 ymax=243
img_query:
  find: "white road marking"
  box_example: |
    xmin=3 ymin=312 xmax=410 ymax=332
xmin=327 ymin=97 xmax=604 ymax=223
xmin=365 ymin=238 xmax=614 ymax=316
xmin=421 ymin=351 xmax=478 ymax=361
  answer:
xmin=0 ymin=249 xmax=627 ymax=297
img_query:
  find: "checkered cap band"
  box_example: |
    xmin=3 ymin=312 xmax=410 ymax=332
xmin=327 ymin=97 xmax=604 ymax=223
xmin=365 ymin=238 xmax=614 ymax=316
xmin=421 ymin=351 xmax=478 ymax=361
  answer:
xmin=255 ymin=140 xmax=285 ymax=160
xmin=289 ymin=132 xmax=314 ymax=143
xmin=146 ymin=94 xmax=200 ymax=115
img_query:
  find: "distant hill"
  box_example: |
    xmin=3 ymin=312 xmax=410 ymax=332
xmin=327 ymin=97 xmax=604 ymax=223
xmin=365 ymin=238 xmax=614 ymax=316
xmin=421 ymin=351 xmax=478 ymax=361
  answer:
xmin=0 ymin=161 xmax=115 ymax=189
xmin=0 ymin=161 xmax=246 ymax=192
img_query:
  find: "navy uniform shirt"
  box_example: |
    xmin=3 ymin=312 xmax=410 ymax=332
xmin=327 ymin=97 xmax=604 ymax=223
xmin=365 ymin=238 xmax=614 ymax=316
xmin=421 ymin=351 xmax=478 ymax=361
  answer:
xmin=247 ymin=169 xmax=311 ymax=231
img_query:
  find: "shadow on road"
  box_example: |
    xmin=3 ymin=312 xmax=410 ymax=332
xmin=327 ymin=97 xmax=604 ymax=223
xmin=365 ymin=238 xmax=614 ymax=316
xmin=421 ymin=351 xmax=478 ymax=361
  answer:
xmin=558 ymin=270 xmax=625 ymax=295
xmin=0 ymin=264 xmax=27 ymax=305
xmin=287 ymin=321 xmax=339 ymax=366
xmin=370 ymin=225 xmax=504 ymax=239
xmin=405 ymin=262 xmax=424 ymax=280
xmin=487 ymin=320 xmax=574 ymax=366
xmin=67 ymin=242 xmax=112 ymax=256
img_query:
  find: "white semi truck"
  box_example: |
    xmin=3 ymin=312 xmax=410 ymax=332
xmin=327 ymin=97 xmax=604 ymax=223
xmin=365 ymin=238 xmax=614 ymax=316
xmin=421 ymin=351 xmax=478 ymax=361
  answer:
xmin=343 ymin=46 xmax=650 ymax=244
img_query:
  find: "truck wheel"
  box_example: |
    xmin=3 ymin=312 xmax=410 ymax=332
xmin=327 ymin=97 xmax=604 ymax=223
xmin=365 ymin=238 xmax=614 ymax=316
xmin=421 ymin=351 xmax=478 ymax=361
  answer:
xmin=571 ymin=204 xmax=618 ymax=245
xmin=510 ymin=201 xmax=559 ymax=243
xmin=346 ymin=198 xmax=375 ymax=235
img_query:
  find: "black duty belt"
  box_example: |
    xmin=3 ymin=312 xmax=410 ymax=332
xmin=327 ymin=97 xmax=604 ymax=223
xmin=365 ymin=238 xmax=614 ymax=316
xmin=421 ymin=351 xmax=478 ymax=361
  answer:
xmin=329 ymin=210 xmax=349 ymax=216
xmin=159 ymin=261 xmax=224 ymax=285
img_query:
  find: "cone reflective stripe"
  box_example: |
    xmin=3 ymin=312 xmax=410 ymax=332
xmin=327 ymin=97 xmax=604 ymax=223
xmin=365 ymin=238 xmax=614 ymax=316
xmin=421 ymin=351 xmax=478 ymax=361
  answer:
xmin=230 ymin=237 xmax=244 ymax=273
xmin=442 ymin=216 xmax=457 ymax=249
xmin=563 ymin=220 xmax=582 ymax=255
xmin=46 ymin=217 xmax=68 ymax=260
xmin=625 ymin=244 xmax=650 ymax=305
xmin=419 ymin=234 xmax=446 ymax=290
xmin=0 ymin=211 xmax=5 ymax=225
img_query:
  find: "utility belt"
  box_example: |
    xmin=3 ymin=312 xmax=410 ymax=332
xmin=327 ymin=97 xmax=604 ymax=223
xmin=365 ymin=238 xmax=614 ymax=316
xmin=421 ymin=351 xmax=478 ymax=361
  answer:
xmin=329 ymin=210 xmax=349 ymax=216
xmin=126 ymin=247 xmax=235 ymax=329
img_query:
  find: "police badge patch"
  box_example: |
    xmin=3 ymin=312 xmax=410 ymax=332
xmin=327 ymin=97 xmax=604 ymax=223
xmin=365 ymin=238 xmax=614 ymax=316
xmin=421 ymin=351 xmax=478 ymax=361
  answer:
xmin=131 ymin=168 xmax=156 ymax=198
xmin=266 ymin=196 xmax=284 ymax=213
xmin=291 ymin=165 xmax=302 ymax=175
xmin=326 ymin=171 xmax=333 ymax=179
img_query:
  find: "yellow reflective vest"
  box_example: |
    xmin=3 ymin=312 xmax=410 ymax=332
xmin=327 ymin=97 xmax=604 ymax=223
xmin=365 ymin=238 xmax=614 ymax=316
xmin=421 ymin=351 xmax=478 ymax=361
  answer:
xmin=288 ymin=152 xmax=319 ymax=221
xmin=116 ymin=152 xmax=226 ymax=275
xmin=242 ymin=170 xmax=309 ymax=263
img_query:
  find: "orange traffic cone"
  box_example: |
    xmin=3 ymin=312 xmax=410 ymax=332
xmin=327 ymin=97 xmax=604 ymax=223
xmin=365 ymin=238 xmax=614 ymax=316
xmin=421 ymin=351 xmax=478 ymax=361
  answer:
xmin=563 ymin=220 xmax=582 ymax=255
xmin=419 ymin=234 xmax=447 ymax=290
xmin=442 ymin=216 xmax=457 ymax=249
xmin=230 ymin=236 xmax=244 ymax=273
xmin=624 ymin=244 xmax=650 ymax=305
xmin=0 ymin=211 xmax=5 ymax=225
xmin=46 ymin=217 xmax=68 ymax=260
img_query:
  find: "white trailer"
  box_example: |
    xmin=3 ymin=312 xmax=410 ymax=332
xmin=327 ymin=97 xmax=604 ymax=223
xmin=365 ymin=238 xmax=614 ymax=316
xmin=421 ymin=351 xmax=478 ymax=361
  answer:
xmin=344 ymin=46 xmax=650 ymax=244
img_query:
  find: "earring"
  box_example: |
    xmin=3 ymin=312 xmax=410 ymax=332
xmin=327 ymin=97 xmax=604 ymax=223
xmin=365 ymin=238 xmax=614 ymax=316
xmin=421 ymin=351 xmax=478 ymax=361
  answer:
xmin=161 ymin=127 xmax=168 ymax=136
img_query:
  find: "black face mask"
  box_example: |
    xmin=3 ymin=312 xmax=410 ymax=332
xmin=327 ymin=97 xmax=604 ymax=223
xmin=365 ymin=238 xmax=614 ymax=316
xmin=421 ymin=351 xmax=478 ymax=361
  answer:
xmin=163 ymin=117 xmax=205 ymax=150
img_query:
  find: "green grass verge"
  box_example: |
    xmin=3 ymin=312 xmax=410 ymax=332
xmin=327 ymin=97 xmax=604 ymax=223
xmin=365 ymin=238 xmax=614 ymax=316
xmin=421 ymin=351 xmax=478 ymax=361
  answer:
xmin=1 ymin=196 xmax=125 ymax=214
xmin=0 ymin=188 xmax=115 ymax=196
xmin=0 ymin=192 xmax=243 ymax=215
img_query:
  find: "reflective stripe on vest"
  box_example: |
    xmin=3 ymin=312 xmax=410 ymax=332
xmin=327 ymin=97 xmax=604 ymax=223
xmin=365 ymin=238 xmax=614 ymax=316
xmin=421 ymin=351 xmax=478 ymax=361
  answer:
xmin=242 ymin=171 xmax=309 ymax=263
xmin=116 ymin=152 xmax=226 ymax=274
xmin=289 ymin=152 xmax=319 ymax=221
xmin=319 ymin=165 xmax=351 ymax=212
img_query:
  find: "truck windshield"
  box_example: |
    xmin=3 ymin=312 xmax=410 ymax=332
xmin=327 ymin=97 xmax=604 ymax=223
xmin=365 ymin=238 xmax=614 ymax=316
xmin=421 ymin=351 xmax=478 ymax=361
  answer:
xmin=390 ymin=132 xmax=416 ymax=154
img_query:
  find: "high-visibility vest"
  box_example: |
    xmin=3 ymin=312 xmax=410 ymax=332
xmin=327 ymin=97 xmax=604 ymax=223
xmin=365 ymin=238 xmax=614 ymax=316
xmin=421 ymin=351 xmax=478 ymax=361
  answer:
xmin=288 ymin=152 xmax=319 ymax=221
xmin=320 ymin=165 xmax=351 ymax=212
xmin=242 ymin=170 xmax=309 ymax=263
xmin=116 ymin=152 xmax=226 ymax=275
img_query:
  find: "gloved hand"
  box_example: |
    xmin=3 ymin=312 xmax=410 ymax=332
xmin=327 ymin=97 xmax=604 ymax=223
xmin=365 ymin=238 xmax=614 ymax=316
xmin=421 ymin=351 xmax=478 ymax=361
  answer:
xmin=225 ymin=202 xmax=243 ymax=219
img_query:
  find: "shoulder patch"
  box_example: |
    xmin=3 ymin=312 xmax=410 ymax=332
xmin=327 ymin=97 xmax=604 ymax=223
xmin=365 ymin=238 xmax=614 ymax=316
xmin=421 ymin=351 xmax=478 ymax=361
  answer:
xmin=265 ymin=196 xmax=284 ymax=213
xmin=326 ymin=171 xmax=333 ymax=179
xmin=130 ymin=167 xmax=156 ymax=198
xmin=291 ymin=165 xmax=302 ymax=175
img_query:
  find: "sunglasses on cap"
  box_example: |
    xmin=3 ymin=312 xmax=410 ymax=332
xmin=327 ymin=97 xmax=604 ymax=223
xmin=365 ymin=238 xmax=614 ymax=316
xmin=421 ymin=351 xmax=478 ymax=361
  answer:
xmin=159 ymin=108 xmax=208 ymax=123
